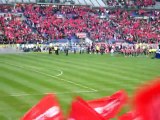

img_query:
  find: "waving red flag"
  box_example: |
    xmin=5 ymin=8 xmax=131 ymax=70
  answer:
xmin=133 ymin=78 xmax=160 ymax=120
xmin=68 ymin=96 xmax=105 ymax=120
xmin=21 ymin=94 xmax=63 ymax=120
xmin=87 ymin=90 xmax=128 ymax=120
xmin=68 ymin=90 xmax=127 ymax=120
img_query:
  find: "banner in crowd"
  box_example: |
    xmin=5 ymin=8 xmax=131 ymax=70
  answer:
xmin=21 ymin=94 xmax=63 ymax=120
xmin=76 ymin=33 xmax=87 ymax=38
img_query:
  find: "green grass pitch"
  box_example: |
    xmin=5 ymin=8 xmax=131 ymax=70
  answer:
xmin=0 ymin=53 xmax=160 ymax=120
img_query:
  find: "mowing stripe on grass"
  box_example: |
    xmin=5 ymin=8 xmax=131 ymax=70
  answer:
xmin=0 ymin=53 xmax=159 ymax=120
xmin=1 ymin=61 xmax=97 ymax=92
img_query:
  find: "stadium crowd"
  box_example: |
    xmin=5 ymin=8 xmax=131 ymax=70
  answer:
xmin=22 ymin=4 xmax=160 ymax=43
xmin=0 ymin=4 xmax=159 ymax=56
xmin=0 ymin=4 xmax=159 ymax=44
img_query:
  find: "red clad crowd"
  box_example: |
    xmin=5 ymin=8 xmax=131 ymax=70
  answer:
xmin=0 ymin=14 xmax=43 ymax=43
xmin=0 ymin=4 xmax=160 ymax=44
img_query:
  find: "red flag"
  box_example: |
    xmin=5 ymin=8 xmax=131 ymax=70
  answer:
xmin=21 ymin=94 xmax=63 ymax=120
xmin=68 ymin=96 xmax=105 ymax=120
xmin=87 ymin=90 xmax=128 ymax=119
xmin=118 ymin=111 xmax=143 ymax=120
xmin=133 ymin=78 xmax=160 ymax=120
xmin=68 ymin=90 xmax=127 ymax=120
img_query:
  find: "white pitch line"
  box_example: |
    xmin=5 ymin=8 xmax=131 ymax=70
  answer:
xmin=24 ymin=65 xmax=63 ymax=77
xmin=30 ymin=70 xmax=97 ymax=91
xmin=2 ymin=91 xmax=99 ymax=97
xmin=60 ymin=78 xmax=97 ymax=91
xmin=2 ymin=62 xmax=97 ymax=92
xmin=26 ymin=67 xmax=97 ymax=91
xmin=55 ymin=70 xmax=63 ymax=77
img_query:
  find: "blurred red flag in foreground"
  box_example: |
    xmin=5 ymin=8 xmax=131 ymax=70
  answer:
xmin=87 ymin=90 xmax=128 ymax=120
xmin=133 ymin=78 xmax=160 ymax=120
xmin=68 ymin=90 xmax=127 ymax=120
xmin=21 ymin=94 xmax=63 ymax=120
xmin=68 ymin=96 xmax=105 ymax=120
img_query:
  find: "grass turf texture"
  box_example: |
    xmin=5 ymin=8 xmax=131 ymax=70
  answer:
xmin=0 ymin=53 xmax=160 ymax=120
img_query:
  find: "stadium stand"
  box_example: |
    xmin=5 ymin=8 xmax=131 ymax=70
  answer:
xmin=0 ymin=1 xmax=159 ymax=45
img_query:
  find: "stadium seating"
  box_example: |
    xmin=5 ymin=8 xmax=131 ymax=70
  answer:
xmin=0 ymin=4 xmax=159 ymax=44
